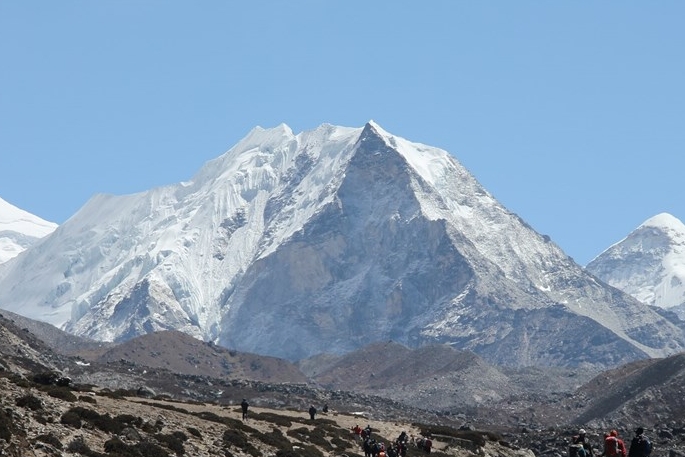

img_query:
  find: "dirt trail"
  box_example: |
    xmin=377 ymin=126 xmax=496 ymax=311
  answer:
xmin=126 ymin=397 xmax=432 ymax=450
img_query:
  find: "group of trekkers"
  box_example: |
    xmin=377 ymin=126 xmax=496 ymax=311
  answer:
xmin=242 ymin=398 xmax=650 ymax=457
xmin=569 ymin=427 xmax=652 ymax=457
xmin=352 ymin=425 xmax=432 ymax=456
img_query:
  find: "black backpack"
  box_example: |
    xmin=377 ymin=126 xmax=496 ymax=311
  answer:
xmin=633 ymin=435 xmax=652 ymax=457
xmin=569 ymin=444 xmax=587 ymax=457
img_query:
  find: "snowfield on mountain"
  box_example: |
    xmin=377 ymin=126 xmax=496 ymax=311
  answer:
xmin=0 ymin=197 xmax=57 ymax=264
xmin=587 ymin=213 xmax=685 ymax=320
xmin=1 ymin=122 xmax=684 ymax=368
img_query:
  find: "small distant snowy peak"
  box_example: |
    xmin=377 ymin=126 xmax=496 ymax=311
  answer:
xmin=639 ymin=213 xmax=685 ymax=237
xmin=0 ymin=197 xmax=57 ymax=237
xmin=587 ymin=212 xmax=685 ymax=318
xmin=0 ymin=197 xmax=57 ymax=264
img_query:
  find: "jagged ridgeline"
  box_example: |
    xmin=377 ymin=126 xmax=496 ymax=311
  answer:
xmin=1 ymin=122 xmax=684 ymax=368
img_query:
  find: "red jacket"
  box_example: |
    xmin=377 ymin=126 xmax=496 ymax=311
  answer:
xmin=605 ymin=435 xmax=627 ymax=457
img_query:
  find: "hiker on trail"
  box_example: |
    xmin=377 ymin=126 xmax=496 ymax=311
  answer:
xmin=398 ymin=440 xmax=408 ymax=457
xmin=571 ymin=428 xmax=592 ymax=457
xmin=363 ymin=437 xmax=373 ymax=457
xmin=322 ymin=403 xmax=329 ymax=413
xmin=308 ymin=404 xmax=317 ymax=420
xmin=372 ymin=441 xmax=384 ymax=457
xmin=378 ymin=442 xmax=387 ymax=457
xmin=628 ymin=427 xmax=652 ymax=457
xmin=603 ymin=430 xmax=627 ymax=457
xmin=370 ymin=439 xmax=380 ymax=457
xmin=423 ymin=434 xmax=432 ymax=454
xmin=362 ymin=425 xmax=372 ymax=440
xmin=352 ymin=424 xmax=363 ymax=440
xmin=569 ymin=428 xmax=592 ymax=457
xmin=396 ymin=431 xmax=408 ymax=445
xmin=240 ymin=398 xmax=249 ymax=420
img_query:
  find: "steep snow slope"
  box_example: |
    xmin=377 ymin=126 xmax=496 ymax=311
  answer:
xmin=587 ymin=213 xmax=685 ymax=319
xmin=0 ymin=124 xmax=361 ymax=337
xmin=0 ymin=123 xmax=683 ymax=367
xmin=0 ymin=197 xmax=57 ymax=264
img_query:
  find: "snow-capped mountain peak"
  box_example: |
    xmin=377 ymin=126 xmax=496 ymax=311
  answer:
xmin=640 ymin=212 xmax=685 ymax=234
xmin=1 ymin=124 xmax=684 ymax=368
xmin=587 ymin=212 xmax=685 ymax=318
xmin=0 ymin=197 xmax=57 ymax=264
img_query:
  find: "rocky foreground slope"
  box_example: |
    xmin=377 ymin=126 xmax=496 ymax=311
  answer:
xmin=3 ymin=356 xmax=685 ymax=457
xmin=0 ymin=308 xmax=530 ymax=456
xmin=1 ymin=368 xmax=542 ymax=457
xmin=3 ymin=310 xmax=685 ymax=457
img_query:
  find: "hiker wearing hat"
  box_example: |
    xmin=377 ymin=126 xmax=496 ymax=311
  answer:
xmin=570 ymin=429 xmax=591 ymax=457
xmin=628 ymin=428 xmax=652 ymax=457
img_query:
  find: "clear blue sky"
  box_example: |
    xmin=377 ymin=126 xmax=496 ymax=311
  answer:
xmin=1 ymin=2 xmax=683 ymax=266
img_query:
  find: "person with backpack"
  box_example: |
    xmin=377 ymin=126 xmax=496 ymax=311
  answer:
xmin=371 ymin=440 xmax=381 ymax=457
xmin=398 ymin=440 xmax=408 ymax=457
xmin=378 ymin=442 xmax=387 ymax=457
xmin=423 ymin=435 xmax=433 ymax=454
xmin=352 ymin=424 xmax=363 ymax=441
xmin=308 ymin=404 xmax=317 ymax=420
xmin=363 ymin=438 xmax=373 ymax=457
xmin=628 ymin=427 xmax=652 ymax=457
xmin=603 ymin=430 xmax=627 ymax=457
xmin=240 ymin=398 xmax=249 ymax=420
xmin=362 ymin=425 xmax=372 ymax=440
xmin=569 ymin=429 xmax=591 ymax=457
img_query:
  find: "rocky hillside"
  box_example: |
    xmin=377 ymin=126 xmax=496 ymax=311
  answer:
xmin=87 ymin=330 xmax=309 ymax=384
xmin=1 ymin=367 xmax=545 ymax=457
xmin=301 ymin=341 xmax=596 ymax=412
xmin=3 ymin=336 xmax=685 ymax=457
xmin=0 ymin=310 xmax=532 ymax=457
xmin=3 ymin=310 xmax=685 ymax=457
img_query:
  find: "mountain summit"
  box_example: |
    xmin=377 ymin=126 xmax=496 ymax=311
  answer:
xmin=587 ymin=212 xmax=685 ymax=319
xmin=1 ymin=123 xmax=683 ymax=367
xmin=0 ymin=197 xmax=57 ymax=264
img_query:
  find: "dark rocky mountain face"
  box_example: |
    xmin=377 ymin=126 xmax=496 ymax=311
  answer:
xmin=211 ymin=124 xmax=685 ymax=368
xmin=2 ymin=123 xmax=684 ymax=371
xmin=219 ymin=125 xmax=476 ymax=361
